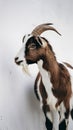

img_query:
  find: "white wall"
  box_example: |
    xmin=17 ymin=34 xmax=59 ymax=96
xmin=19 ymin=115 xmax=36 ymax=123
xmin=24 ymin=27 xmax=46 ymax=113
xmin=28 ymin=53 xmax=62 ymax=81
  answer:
xmin=0 ymin=0 xmax=73 ymax=129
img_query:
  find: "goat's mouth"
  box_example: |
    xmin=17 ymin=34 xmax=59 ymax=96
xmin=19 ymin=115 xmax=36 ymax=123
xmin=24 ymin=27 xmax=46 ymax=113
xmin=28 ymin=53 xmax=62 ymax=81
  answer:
xmin=26 ymin=59 xmax=37 ymax=64
xmin=15 ymin=60 xmax=23 ymax=65
xmin=15 ymin=57 xmax=23 ymax=65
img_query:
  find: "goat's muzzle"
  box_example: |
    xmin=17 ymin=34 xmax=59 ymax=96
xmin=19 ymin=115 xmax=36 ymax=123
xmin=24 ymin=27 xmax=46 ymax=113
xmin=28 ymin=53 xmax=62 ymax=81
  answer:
xmin=14 ymin=57 xmax=30 ymax=75
xmin=15 ymin=57 xmax=23 ymax=65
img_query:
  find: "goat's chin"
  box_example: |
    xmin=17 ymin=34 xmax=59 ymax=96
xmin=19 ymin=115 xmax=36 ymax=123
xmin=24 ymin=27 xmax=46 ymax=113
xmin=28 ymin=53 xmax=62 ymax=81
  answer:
xmin=21 ymin=64 xmax=30 ymax=76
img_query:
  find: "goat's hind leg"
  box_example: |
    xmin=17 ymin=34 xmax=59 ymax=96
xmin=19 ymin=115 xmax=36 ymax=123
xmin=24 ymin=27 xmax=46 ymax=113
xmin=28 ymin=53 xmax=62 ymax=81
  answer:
xmin=59 ymin=119 xmax=66 ymax=130
xmin=59 ymin=108 xmax=70 ymax=130
xmin=59 ymin=118 xmax=69 ymax=130
xmin=42 ymin=105 xmax=53 ymax=130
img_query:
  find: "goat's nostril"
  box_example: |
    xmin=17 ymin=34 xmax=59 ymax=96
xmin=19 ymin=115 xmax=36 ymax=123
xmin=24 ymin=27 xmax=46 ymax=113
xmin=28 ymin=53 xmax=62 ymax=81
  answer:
xmin=15 ymin=57 xmax=23 ymax=65
xmin=15 ymin=57 xmax=19 ymax=62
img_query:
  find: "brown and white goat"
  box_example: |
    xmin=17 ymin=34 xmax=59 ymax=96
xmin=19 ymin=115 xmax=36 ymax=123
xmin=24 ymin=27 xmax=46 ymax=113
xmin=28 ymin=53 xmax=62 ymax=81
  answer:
xmin=15 ymin=23 xmax=73 ymax=130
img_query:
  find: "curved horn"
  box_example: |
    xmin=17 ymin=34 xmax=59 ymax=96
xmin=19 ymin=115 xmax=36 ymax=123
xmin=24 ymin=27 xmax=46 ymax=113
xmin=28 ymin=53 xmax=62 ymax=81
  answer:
xmin=31 ymin=23 xmax=61 ymax=36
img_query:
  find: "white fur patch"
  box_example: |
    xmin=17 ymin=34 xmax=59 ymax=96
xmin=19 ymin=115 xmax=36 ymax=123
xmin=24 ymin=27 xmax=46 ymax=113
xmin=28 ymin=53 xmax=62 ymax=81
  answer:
xmin=37 ymin=60 xmax=58 ymax=111
xmin=15 ymin=34 xmax=32 ymax=66
xmin=46 ymin=112 xmax=52 ymax=122
xmin=51 ymin=110 xmax=59 ymax=130
xmin=59 ymin=102 xmax=66 ymax=122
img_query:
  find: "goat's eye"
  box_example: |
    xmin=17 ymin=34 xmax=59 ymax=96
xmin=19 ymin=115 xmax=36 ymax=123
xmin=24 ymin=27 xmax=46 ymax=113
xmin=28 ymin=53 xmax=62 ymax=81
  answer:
xmin=29 ymin=44 xmax=36 ymax=50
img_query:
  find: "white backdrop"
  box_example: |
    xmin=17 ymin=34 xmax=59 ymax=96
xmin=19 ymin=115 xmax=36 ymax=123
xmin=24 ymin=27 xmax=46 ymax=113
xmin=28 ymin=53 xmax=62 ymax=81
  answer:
xmin=0 ymin=0 xmax=73 ymax=129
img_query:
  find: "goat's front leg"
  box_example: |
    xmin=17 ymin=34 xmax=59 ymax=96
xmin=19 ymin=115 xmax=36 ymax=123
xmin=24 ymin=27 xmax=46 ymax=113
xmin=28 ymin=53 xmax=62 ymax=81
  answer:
xmin=42 ymin=104 xmax=53 ymax=130
xmin=45 ymin=112 xmax=53 ymax=130
xmin=51 ymin=110 xmax=59 ymax=130
xmin=59 ymin=104 xmax=70 ymax=130
xmin=43 ymin=104 xmax=59 ymax=130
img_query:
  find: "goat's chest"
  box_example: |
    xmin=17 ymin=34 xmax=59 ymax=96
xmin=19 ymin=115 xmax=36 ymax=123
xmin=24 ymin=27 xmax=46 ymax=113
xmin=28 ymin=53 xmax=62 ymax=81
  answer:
xmin=37 ymin=60 xmax=58 ymax=110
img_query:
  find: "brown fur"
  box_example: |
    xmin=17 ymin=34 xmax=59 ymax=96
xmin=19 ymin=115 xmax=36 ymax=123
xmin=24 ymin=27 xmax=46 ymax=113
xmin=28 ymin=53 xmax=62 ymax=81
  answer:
xmin=52 ymin=63 xmax=72 ymax=109
xmin=15 ymin=29 xmax=73 ymax=129
xmin=45 ymin=45 xmax=72 ymax=110
xmin=25 ymin=35 xmax=72 ymax=113
xmin=34 ymin=72 xmax=50 ymax=114
xmin=34 ymin=72 xmax=48 ymax=104
xmin=34 ymin=43 xmax=72 ymax=111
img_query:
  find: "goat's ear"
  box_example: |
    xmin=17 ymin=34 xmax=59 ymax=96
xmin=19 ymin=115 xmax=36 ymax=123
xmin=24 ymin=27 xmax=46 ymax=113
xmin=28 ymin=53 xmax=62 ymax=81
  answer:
xmin=35 ymin=36 xmax=43 ymax=46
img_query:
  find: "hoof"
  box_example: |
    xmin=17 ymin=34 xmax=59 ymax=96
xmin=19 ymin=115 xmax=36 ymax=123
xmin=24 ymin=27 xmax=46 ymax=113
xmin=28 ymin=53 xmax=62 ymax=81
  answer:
xmin=45 ymin=117 xmax=53 ymax=130
xmin=59 ymin=119 xmax=66 ymax=130
xmin=71 ymin=109 xmax=73 ymax=119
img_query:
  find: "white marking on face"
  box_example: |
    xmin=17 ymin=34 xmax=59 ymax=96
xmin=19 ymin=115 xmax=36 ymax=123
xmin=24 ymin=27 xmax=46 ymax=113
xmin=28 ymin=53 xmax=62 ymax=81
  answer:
xmin=15 ymin=34 xmax=32 ymax=74
xmin=15 ymin=34 xmax=32 ymax=65
xmin=23 ymin=34 xmax=33 ymax=45
xmin=37 ymin=60 xmax=58 ymax=111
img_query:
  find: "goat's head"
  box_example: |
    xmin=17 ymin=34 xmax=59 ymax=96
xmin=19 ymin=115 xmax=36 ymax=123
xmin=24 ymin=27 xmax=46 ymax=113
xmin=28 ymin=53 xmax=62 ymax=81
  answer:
xmin=15 ymin=23 xmax=61 ymax=74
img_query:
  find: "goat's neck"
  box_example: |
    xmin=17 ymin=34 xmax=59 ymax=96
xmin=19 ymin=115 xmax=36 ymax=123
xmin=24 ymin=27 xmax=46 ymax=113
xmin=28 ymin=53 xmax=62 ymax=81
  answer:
xmin=38 ymin=49 xmax=59 ymax=88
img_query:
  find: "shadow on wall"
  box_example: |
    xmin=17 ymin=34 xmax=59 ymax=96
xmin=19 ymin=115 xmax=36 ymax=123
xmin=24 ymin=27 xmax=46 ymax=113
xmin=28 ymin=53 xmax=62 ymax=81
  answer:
xmin=27 ymin=87 xmax=40 ymax=111
xmin=26 ymin=86 xmax=45 ymax=130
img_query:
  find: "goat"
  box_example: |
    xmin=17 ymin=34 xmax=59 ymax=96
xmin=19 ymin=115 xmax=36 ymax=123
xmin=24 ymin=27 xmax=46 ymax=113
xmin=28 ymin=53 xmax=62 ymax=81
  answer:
xmin=15 ymin=23 xmax=73 ymax=130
